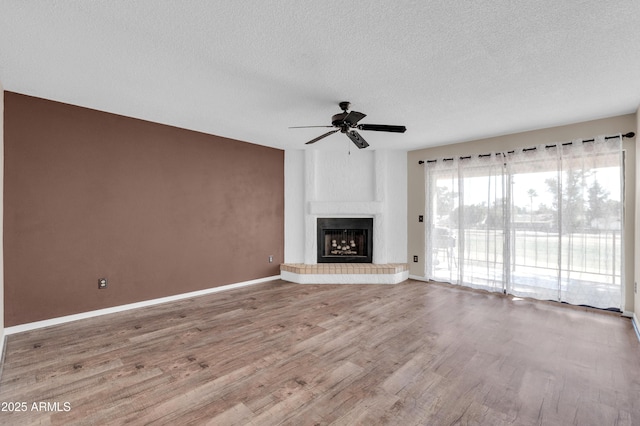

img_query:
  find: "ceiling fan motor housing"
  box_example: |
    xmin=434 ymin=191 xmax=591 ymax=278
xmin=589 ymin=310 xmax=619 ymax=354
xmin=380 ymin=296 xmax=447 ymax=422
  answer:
xmin=296 ymin=101 xmax=405 ymax=148
xmin=332 ymin=112 xmax=350 ymax=129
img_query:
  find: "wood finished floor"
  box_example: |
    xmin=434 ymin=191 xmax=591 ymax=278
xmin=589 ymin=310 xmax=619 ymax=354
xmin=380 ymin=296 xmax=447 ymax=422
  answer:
xmin=1 ymin=279 xmax=640 ymax=425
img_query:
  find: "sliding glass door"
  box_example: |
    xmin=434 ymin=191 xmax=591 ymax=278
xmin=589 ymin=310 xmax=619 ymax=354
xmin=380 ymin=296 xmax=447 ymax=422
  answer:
xmin=426 ymin=154 xmax=508 ymax=293
xmin=507 ymin=150 xmax=560 ymax=302
xmin=424 ymin=136 xmax=623 ymax=310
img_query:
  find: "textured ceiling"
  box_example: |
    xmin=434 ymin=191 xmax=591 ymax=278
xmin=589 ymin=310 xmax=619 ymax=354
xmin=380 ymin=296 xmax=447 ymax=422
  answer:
xmin=1 ymin=1 xmax=639 ymax=151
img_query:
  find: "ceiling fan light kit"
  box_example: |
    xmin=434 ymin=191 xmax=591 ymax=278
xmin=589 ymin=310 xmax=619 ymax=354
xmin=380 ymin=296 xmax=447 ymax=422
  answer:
xmin=290 ymin=101 xmax=407 ymax=149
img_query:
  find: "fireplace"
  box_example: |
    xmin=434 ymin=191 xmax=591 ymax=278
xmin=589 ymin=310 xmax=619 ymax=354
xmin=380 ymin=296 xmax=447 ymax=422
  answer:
xmin=317 ymin=218 xmax=373 ymax=263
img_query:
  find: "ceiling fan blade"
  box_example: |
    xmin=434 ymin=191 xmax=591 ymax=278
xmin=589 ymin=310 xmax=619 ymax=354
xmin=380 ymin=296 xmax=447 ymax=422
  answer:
xmin=305 ymin=129 xmax=339 ymax=145
xmin=289 ymin=125 xmax=334 ymax=129
xmin=345 ymin=130 xmax=369 ymax=149
xmin=357 ymin=124 xmax=407 ymax=133
xmin=343 ymin=111 xmax=367 ymax=126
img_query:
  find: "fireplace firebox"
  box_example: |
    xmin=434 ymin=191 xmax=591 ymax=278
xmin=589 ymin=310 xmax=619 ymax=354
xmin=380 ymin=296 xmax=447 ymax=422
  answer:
xmin=317 ymin=218 xmax=373 ymax=263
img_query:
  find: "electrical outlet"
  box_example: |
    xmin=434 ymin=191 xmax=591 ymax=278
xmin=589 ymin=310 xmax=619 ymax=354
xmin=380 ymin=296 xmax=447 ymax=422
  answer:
xmin=413 ymin=255 xmax=418 ymax=262
xmin=98 ymin=278 xmax=107 ymax=289
xmin=268 ymin=255 xmax=273 ymax=263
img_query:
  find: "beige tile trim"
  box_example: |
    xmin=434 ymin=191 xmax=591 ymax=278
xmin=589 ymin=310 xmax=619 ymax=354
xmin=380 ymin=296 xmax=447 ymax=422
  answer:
xmin=280 ymin=263 xmax=409 ymax=275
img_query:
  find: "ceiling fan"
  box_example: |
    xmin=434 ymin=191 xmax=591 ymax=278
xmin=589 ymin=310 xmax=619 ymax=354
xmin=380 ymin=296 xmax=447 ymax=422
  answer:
xmin=290 ymin=101 xmax=407 ymax=149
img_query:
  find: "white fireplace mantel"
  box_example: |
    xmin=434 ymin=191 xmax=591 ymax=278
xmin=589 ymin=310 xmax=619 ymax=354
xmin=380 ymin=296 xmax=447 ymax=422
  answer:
xmin=308 ymin=201 xmax=383 ymax=215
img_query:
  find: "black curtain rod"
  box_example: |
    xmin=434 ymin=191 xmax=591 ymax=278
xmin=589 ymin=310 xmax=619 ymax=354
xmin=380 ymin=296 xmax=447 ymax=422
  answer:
xmin=418 ymin=131 xmax=635 ymax=164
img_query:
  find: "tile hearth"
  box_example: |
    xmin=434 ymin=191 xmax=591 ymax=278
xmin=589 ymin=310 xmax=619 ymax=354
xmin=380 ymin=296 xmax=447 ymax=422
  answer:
xmin=280 ymin=263 xmax=409 ymax=284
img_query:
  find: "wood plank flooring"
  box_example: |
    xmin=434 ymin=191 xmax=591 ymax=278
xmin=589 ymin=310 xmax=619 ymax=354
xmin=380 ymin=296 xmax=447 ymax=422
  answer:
xmin=1 ymin=279 xmax=640 ymax=425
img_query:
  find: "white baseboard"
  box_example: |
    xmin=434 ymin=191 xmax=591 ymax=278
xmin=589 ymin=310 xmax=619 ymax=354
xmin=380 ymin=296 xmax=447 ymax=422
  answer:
xmin=408 ymin=275 xmax=430 ymax=282
xmin=0 ymin=333 xmax=5 ymax=374
xmin=5 ymin=275 xmax=280 ymax=335
xmin=633 ymin=314 xmax=640 ymax=343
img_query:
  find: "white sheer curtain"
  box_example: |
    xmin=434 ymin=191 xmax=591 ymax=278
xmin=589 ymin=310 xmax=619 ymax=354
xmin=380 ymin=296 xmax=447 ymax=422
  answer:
xmin=425 ymin=153 xmax=507 ymax=292
xmin=424 ymin=135 xmax=624 ymax=310
xmin=425 ymin=157 xmax=459 ymax=284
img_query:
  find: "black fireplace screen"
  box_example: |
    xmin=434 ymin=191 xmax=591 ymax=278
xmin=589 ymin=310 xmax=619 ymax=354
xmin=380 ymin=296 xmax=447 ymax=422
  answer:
xmin=324 ymin=229 xmax=366 ymax=256
xmin=317 ymin=218 xmax=373 ymax=263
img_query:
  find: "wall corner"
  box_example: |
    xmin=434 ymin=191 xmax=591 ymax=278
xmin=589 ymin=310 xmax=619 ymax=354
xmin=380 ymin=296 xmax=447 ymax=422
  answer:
xmin=0 ymin=82 xmax=5 ymax=357
xmin=634 ymin=106 xmax=640 ymax=319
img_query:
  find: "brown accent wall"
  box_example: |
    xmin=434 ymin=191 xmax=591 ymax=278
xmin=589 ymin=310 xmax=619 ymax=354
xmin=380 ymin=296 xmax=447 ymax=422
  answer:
xmin=4 ymin=92 xmax=284 ymax=326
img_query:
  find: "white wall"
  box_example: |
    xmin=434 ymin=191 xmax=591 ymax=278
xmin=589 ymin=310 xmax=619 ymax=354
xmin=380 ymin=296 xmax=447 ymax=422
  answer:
xmin=316 ymin=150 xmax=375 ymax=201
xmin=284 ymin=148 xmax=407 ymax=265
xmin=284 ymin=150 xmax=305 ymax=263
xmin=385 ymin=150 xmax=408 ymax=264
